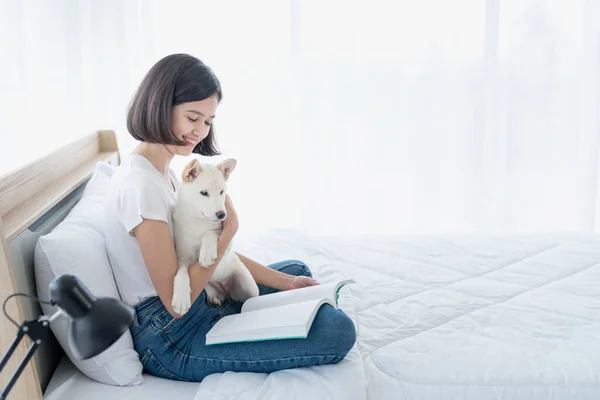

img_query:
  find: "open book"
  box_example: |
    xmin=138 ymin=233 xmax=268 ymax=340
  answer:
xmin=205 ymin=279 xmax=354 ymax=345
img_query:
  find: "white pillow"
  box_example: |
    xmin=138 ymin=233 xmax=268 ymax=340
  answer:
xmin=34 ymin=162 xmax=144 ymax=386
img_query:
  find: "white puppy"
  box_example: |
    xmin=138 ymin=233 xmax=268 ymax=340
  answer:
xmin=171 ymin=158 xmax=259 ymax=315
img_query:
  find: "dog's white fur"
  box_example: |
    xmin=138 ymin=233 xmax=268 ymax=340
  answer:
xmin=171 ymin=158 xmax=259 ymax=315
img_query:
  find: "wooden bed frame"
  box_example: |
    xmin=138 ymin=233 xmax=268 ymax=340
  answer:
xmin=0 ymin=131 xmax=120 ymax=400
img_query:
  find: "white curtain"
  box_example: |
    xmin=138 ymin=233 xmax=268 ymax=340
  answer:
xmin=2 ymin=0 xmax=600 ymax=236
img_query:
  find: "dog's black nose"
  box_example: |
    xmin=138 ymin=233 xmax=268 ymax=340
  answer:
xmin=216 ymin=211 xmax=226 ymax=220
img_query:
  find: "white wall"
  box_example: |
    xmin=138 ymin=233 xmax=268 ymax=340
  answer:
xmin=2 ymin=0 xmax=600 ymax=235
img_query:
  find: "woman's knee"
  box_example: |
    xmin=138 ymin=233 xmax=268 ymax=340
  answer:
xmin=312 ymin=306 xmax=356 ymax=359
xmin=272 ymin=259 xmax=312 ymax=278
xmin=332 ymin=311 xmax=356 ymax=358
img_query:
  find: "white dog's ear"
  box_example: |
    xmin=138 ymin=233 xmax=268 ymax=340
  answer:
xmin=182 ymin=159 xmax=201 ymax=183
xmin=217 ymin=159 xmax=237 ymax=181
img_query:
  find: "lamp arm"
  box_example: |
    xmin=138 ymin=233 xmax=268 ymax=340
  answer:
xmin=0 ymin=310 xmax=63 ymax=400
xmin=0 ymin=327 xmax=27 ymax=372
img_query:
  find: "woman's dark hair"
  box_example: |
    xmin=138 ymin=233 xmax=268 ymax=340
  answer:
xmin=127 ymin=53 xmax=222 ymax=156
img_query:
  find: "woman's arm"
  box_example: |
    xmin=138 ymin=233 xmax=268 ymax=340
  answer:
xmin=133 ymin=220 xmax=237 ymax=317
xmin=237 ymin=253 xmax=319 ymax=291
xmin=236 ymin=253 xmax=293 ymax=290
xmin=133 ymin=219 xmax=194 ymax=317
xmin=133 ymin=196 xmax=238 ymax=317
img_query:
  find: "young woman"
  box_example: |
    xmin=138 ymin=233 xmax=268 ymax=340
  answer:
xmin=103 ymin=53 xmax=356 ymax=382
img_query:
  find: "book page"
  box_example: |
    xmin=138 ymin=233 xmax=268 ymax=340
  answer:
xmin=206 ymin=299 xmax=326 ymax=345
xmin=241 ymin=282 xmax=339 ymax=314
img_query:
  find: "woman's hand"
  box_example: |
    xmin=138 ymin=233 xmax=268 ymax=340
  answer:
xmin=222 ymin=195 xmax=239 ymax=234
xmin=287 ymin=275 xmax=320 ymax=290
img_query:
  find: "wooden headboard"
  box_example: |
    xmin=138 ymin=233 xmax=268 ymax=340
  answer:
xmin=0 ymin=131 xmax=120 ymax=400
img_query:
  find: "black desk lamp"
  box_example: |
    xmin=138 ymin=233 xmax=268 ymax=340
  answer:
xmin=0 ymin=274 xmax=134 ymax=400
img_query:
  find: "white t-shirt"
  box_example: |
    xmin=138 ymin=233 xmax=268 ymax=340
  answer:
xmin=104 ymin=154 xmax=179 ymax=307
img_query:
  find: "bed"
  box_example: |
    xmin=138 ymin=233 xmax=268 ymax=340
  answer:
xmin=1 ymin=131 xmax=600 ymax=400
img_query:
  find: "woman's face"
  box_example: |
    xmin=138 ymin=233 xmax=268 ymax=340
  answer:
xmin=169 ymin=95 xmax=219 ymax=156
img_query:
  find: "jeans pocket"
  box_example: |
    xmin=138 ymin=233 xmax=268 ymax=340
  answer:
xmin=140 ymin=349 xmax=190 ymax=382
xmin=131 ymin=324 xmax=154 ymax=344
xmin=156 ymin=295 xmax=222 ymax=345
xmin=155 ymin=308 xmax=176 ymax=329
xmin=154 ymin=306 xmax=190 ymax=339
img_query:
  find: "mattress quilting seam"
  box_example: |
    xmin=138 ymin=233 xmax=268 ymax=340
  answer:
xmin=369 ymin=256 xmax=598 ymax=356
xmin=356 ymin=243 xmax=562 ymax=315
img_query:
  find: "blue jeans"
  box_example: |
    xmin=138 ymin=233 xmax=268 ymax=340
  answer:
xmin=129 ymin=260 xmax=356 ymax=381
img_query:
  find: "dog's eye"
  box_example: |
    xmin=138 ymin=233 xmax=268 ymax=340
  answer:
xmin=220 ymin=190 xmax=224 ymax=195
xmin=200 ymin=190 xmax=208 ymax=196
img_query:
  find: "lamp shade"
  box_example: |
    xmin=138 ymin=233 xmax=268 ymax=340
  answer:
xmin=49 ymin=274 xmax=134 ymax=360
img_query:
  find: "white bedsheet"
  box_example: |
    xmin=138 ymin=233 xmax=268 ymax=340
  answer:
xmin=233 ymin=230 xmax=600 ymax=400
xmin=45 ymin=230 xmax=600 ymax=399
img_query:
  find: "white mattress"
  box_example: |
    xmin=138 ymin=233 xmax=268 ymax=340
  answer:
xmin=45 ymin=230 xmax=600 ymax=399
xmin=44 ymin=355 xmax=200 ymax=400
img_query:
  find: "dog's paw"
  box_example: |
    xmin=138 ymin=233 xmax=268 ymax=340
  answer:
xmin=205 ymin=283 xmax=225 ymax=307
xmin=172 ymin=294 xmax=191 ymax=316
xmin=207 ymin=295 xmax=222 ymax=306
xmin=172 ymin=290 xmax=191 ymax=315
xmin=172 ymin=270 xmax=191 ymax=315
xmin=199 ymin=241 xmax=218 ymax=268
